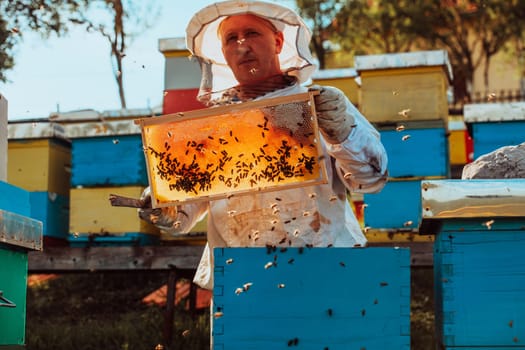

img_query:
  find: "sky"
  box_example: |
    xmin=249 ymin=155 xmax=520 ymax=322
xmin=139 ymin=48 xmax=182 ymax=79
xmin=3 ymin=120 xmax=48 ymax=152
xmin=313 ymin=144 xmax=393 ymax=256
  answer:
xmin=1 ymin=1 xmax=244 ymax=121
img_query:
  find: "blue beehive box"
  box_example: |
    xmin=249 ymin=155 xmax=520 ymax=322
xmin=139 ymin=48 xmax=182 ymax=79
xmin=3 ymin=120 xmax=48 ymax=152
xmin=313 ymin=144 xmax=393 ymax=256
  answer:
xmin=364 ymin=179 xmax=421 ymax=230
xmin=71 ymin=134 xmax=148 ymax=187
xmin=379 ymin=122 xmax=449 ymax=178
xmin=464 ymin=102 xmax=525 ymax=159
xmin=213 ymin=247 xmax=410 ymax=349
xmin=421 ymin=179 xmax=525 ymax=349
xmin=29 ymin=191 xmax=69 ymax=239
xmin=0 ymin=181 xmax=31 ymax=217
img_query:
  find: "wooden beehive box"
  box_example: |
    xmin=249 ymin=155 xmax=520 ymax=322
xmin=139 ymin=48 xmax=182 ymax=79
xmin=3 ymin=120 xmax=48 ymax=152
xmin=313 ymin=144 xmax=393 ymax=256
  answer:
xmin=137 ymin=92 xmax=327 ymax=207
xmin=0 ymin=181 xmax=31 ymax=217
xmin=311 ymin=68 xmax=360 ymax=106
xmin=213 ymin=247 xmax=410 ymax=349
xmin=62 ymin=118 xmax=147 ymax=187
xmin=448 ymin=116 xmax=472 ymax=166
xmin=364 ymin=178 xmax=422 ymax=231
xmin=29 ymin=191 xmax=69 ymax=239
xmin=7 ymin=122 xmax=71 ymax=196
xmin=69 ymin=186 xmax=160 ymax=246
xmin=355 ymin=50 xmax=452 ymax=124
xmin=421 ymin=179 xmax=525 ymax=348
xmin=378 ymin=120 xmax=449 ymax=178
xmin=464 ymin=102 xmax=525 ymax=159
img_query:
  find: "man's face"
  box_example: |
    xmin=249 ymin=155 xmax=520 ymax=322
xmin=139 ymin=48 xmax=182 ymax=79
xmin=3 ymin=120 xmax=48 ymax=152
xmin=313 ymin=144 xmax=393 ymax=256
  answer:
xmin=219 ymin=14 xmax=284 ymax=85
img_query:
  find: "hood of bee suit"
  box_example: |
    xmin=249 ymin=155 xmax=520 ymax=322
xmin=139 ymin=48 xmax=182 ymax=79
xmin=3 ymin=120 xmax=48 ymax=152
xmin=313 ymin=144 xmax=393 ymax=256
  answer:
xmin=185 ymin=0 xmax=316 ymax=105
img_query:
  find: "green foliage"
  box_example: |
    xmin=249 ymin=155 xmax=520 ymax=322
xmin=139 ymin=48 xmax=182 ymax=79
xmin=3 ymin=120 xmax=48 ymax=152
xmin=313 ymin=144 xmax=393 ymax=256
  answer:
xmin=295 ymin=0 xmax=525 ymax=103
xmin=26 ymin=272 xmax=210 ymax=350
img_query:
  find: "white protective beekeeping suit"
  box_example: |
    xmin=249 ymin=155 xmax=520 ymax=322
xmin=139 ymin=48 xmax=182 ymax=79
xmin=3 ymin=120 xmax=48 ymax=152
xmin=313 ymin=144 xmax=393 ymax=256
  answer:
xmin=150 ymin=0 xmax=388 ymax=290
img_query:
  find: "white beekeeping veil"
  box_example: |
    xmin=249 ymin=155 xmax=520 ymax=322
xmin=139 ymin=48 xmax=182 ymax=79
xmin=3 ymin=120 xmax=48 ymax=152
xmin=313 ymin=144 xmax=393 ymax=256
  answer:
xmin=186 ymin=0 xmax=316 ymax=105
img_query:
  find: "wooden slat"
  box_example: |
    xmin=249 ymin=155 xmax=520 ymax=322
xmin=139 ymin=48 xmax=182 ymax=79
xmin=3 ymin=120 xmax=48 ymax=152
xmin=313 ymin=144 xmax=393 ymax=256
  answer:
xmin=27 ymin=242 xmax=432 ymax=273
xmin=27 ymin=245 xmax=204 ymax=272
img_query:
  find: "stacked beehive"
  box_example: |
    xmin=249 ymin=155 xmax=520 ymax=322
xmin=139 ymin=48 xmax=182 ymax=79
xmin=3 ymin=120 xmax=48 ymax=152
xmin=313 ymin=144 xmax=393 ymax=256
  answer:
xmin=158 ymin=37 xmax=205 ymax=114
xmin=355 ymin=50 xmax=452 ymax=238
xmin=421 ymin=179 xmax=525 ymax=348
xmin=1 ymin=95 xmax=43 ymax=347
xmin=62 ymin=110 xmax=161 ymax=246
xmin=7 ymin=119 xmax=71 ymax=245
xmin=464 ymin=101 xmax=525 ymax=159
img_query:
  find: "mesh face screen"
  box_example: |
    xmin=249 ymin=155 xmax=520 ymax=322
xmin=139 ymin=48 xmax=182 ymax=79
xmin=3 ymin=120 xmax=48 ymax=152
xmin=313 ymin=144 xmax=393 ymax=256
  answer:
xmin=139 ymin=92 xmax=326 ymax=207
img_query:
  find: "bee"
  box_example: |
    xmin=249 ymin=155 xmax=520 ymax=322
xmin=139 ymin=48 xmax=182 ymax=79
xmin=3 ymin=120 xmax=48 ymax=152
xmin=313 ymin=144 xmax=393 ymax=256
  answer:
xmin=396 ymin=125 xmax=405 ymax=132
xmin=339 ymin=261 xmax=346 ymax=267
xmin=264 ymin=262 xmax=274 ymax=269
xmin=235 ymin=287 xmax=244 ymax=295
xmin=214 ymin=311 xmax=224 ymax=318
xmin=327 ymin=308 xmax=333 ymax=317
xmin=112 ymin=139 xmax=119 ymax=144
xmin=401 ymin=135 xmax=411 ymax=141
xmin=403 ymin=220 xmax=413 ymax=227
xmin=225 ymin=258 xmax=234 ymax=265
xmin=277 ymin=283 xmax=286 ymax=288
xmin=483 ymin=219 xmax=495 ymax=229
xmin=243 ymin=282 xmax=253 ymax=291
xmin=343 ymin=172 xmax=352 ymax=180
xmin=398 ymin=108 xmax=411 ymax=118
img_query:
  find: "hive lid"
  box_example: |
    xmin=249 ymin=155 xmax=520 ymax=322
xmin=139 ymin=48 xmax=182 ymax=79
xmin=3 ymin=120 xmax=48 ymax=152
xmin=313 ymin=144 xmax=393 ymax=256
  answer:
xmin=8 ymin=120 xmax=66 ymax=140
xmin=0 ymin=209 xmax=43 ymax=251
xmin=420 ymin=179 xmax=525 ymax=234
xmin=464 ymin=102 xmax=525 ymax=123
xmin=355 ymin=50 xmax=453 ymax=81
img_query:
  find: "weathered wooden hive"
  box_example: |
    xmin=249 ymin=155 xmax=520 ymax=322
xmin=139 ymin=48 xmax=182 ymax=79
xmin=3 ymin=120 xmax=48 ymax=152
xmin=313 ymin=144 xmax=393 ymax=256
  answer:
xmin=421 ymin=179 xmax=525 ymax=348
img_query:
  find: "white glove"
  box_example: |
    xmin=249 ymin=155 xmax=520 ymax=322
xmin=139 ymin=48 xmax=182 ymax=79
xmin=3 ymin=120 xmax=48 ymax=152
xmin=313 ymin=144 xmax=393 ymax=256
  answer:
xmin=310 ymin=85 xmax=355 ymax=144
xmin=137 ymin=187 xmax=185 ymax=231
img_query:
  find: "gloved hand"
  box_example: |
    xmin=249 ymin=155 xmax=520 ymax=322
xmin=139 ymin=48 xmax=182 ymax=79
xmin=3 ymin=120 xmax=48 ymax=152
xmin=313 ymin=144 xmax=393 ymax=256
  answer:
xmin=137 ymin=187 xmax=184 ymax=231
xmin=309 ymin=85 xmax=356 ymax=144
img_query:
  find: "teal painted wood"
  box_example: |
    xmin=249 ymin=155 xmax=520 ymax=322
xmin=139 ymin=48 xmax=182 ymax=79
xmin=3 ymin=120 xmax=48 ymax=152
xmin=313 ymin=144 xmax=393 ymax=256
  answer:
xmin=71 ymin=135 xmax=147 ymax=187
xmin=213 ymin=247 xmax=410 ymax=350
xmin=0 ymin=247 xmax=28 ymax=346
xmin=363 ymin=180 xmax=421 ymax=230
xmin=380 ymin=127 xmax=449 ymax=178
xmin=29 ymin=192 xmax=69 ymax=239
xmin=471 ymin=121 xmax=525 ymax=159
xmin=434 ymin=222 xmax=525 ymax=348
xmin=67 ymin=232 xmax=159 ymax=247
xmin=0 ymin=182 xmax=30 ymax=217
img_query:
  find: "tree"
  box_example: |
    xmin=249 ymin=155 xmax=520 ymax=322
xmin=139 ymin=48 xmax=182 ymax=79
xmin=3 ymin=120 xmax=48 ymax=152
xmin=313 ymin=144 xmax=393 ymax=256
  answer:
xmin=295 ymin=0 xmax=344 ymax=69
xmin=0 ymin=0 xmax=87 ymax=83
xmin=70 ymin=0 xmax=159 ymax=109
xmin=403 ymin=0 xmax=524 ymax=103
xmin=333 ymin=0 xmax=419 ymax=56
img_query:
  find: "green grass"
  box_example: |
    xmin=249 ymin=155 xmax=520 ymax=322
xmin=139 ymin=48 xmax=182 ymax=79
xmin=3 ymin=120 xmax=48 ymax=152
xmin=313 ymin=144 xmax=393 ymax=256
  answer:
xmin=26 ymin=268 xmax=435 ymax=349
xmin=26 ymin=272 xmax=210 ymax=350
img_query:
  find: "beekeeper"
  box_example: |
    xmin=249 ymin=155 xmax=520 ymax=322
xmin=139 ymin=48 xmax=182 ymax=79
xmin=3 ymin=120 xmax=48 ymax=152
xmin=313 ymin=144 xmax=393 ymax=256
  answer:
xmin=139 ymin=0 xmax=388 ymax=290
